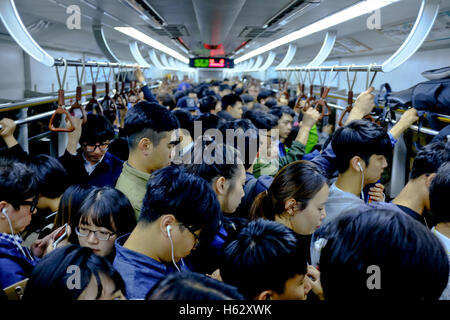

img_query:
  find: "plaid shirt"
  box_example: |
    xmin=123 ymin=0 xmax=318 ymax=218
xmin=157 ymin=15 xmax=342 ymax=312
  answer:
xmin=0 ymin=232 xmax=35 ymax=261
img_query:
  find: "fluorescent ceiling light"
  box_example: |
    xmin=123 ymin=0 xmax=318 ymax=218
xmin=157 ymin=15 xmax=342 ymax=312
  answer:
xmin=235 ymin=0 xmax=399 ymax=64
xmin=114 ymin=26 xmax=189 ymax=64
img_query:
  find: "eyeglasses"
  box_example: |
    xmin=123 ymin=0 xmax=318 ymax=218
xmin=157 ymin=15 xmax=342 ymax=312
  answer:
xmin=75 ymin=226 xmax=116 ymax=241
xmin=19 ymin=195 xmax=38 ymax=212
xmin=83 ymin=142 xmax=109 ymax=152
xmin=182 ymin=224 xmax=200 ymax=249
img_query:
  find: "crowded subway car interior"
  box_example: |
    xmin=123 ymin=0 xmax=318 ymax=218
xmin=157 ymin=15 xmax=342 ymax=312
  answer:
xmin=1 ymin=0 xmax=450 ymax=304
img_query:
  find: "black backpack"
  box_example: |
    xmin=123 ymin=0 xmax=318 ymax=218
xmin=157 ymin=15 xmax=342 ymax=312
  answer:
xmin=375 ymin=67 xmax=450 ymax=132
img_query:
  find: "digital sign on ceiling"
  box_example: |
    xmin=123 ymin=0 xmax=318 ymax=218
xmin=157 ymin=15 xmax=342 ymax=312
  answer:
xmin=189 ymin=57 xmax=234 ymax=68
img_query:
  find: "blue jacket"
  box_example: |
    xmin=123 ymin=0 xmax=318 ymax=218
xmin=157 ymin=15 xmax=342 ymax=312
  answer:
xmin=0 ymin=233 xmax=38 ymax=290
xmin=59 ymin=150 xmax=123 ymax=187
xmin=113 ymin=234 xmax=188 ymax=299
xmin=141 ymin=85 xmax=158 ymax=104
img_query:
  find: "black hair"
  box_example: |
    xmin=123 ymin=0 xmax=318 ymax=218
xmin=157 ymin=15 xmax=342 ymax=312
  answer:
xmin=23 ymin=245 xmax=126 ymax=300
xmin=54 ymin=184 xmax=96 ymax=244
xmin=79 ymin=113 xmax=115 ymax=145
xmin=220 ymin=219 xmax=308 ymax=299
xmin=173 ymin=109 xmax=194 ymax=138
xmin=146 ymin=271 xmax=244 ymax=300
xmin=264 ymin=98 xmax=278 ymax=109
xmin=218 ymin=119 xmax=259 ymax=170
xmin=199 ymin=95 xmax=218 ymax=114
xmin=78 ymin=187 xmax=137 ymax=238
xmin=252 ymin=103 xmax=270 ymax=113
xmin=123 ymin=101 xmax=180 ymax=149
xmin=251 ymin=160 xmax=327 ymax=221
xmin=332 ymin=120 xmax=392 ymax=173
xmin=219 ymin=84 xmax=231 ymax=92
xmin=194 ymin=113 xmax=225 ymax=136
xmin=239 ymin=94 xmax=255 ymax=104
xmin=256 ymin=90 xmax=273 ymax=103
xmin=318 ymin=203 xmax=449 ymax=300
xmin=269 ymin=106 xmax=295 ymax=120
xmin=28 ymin=154 xmax=69 ymax=199
xmin=157 ymin=93 xmax=176 ymax=111
xmin=243 ymin=110 xmax=278 ymax=130
xmin=139 ymin=165 xmax=222 ymax=244
xmin=221 ymin=93 xmax=242 ymax=110
xmin=184 ymin=141 xmax=243 ymax=185
xmin=430 ymin=162 xmax=450 ymax=224
xmin=410 ymin=141 xmax=450 ymax=179
xmin=0 ymin=156 xmax=37 ymax=210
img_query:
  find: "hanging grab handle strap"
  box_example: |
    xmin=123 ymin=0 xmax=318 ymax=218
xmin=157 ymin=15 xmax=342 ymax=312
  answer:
xmin=50 ymin=59 xmax=75 ymax=132
xmin=338 ymin=65 xmax=358 ymax=127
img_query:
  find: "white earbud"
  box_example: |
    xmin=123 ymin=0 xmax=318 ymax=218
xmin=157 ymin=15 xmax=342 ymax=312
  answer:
xmin=166 ymin=225 xmax=172 ymax=237
xmin=2 ymin=208 xmax=6 ymax=215
xmin=357 ymin=162 xmax=363 ymax=172
xmin=166 ymin=224 xmax=181 ymax=272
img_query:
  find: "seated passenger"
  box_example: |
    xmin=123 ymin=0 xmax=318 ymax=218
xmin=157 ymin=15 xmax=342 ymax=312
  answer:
xmin=315 ymin=203 xmax=449 ymax=300
xmin=429 ymin=162 xmax=450 ymax=300
xmin=23 ymin=245 xmax=126 ymax=300
xmin=0 ymin=157 xmax=39 ymax=290
xmin=113 ymin=165 xmax=222 ymax=299
xmin=146 ymin=271 xmax=243 ymax=300
xmin=59 ymin=113 xmax=123 ymax=187
xmin=220 ymin=219 xmax=314 ymax=300
xmin=390 ymin=141 xmax=450 ymax=227
xmin=76 ymin=187 xmax=137 ymax=261
xmin=115 ymin=101 xmax=180 ymax=218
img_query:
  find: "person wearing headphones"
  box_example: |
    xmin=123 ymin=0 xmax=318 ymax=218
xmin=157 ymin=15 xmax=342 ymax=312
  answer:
xmin=0 ymin=157 xmax=39 ymax=290
xmin=113 ymin=165 xmax=222 ymax=299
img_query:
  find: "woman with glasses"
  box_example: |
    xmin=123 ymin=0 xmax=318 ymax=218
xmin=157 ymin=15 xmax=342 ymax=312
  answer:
xmin=76 ymin=187 xmax=136 ymax=260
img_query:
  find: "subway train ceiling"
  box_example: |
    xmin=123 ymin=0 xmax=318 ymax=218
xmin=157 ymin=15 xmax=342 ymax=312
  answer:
xmin=0 ymin=0 xmax=449 ymax=65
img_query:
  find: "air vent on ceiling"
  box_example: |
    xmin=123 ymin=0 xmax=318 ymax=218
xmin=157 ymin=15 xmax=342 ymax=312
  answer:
xmin=146 ymin=24 xmax=189 ymax=38
xmin=239 ymin=27 xmax=282 ymax=38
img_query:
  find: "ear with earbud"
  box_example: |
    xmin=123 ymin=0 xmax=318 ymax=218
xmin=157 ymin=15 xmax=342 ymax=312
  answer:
xmin=2 ymin=208 xmax=6 ymax=216
xmin=166 ymin=225 xmax=172 ymax=237
xmin=357 ymin=162 xmax=363 ymax=172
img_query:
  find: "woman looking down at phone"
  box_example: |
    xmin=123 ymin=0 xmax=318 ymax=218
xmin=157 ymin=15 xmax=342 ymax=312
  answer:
xmin=76 ymin=187 xmax=137 ymax=260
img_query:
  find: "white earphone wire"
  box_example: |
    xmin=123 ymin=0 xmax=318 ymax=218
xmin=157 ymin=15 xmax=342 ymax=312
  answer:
xmin=167 ymin=227 xmax=181 ymax=272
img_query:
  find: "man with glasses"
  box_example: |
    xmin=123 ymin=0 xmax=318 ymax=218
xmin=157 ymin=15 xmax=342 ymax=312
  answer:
xmin=59 ymin=113 xmax=123 ymax=187
xmin=113 ymin=165 xmax=222 ymax=299
xmin=0 ymin=156 xmax=39 ymax=290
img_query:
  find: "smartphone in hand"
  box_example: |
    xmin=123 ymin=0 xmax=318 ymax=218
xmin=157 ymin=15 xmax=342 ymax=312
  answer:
xmin=53 ymin=224 xmax=68 ymax=249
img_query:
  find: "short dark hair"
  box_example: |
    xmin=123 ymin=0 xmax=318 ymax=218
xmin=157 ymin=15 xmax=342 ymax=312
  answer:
xmin=269 ymin=106 xmax=295 ymax=120
xmin=123 ymin=101 xmax=179 ymax=149
xmin=184 ymin=141 xmax=243 ymax=184
xmin=28 ymin=154 xmax=69 ymax=199
xmin=194 ymin=113 xmax=225 ymax=137
xmin=199 ymin=95 xmax=218 ymax=114
xmin=410 ymin=141 xmax=450 ymax=179
xmin=23 ymin=245 xmax=125 ymax=300
xmin=79 ymin=113 xmax=115 ymax=145
xmin=317 ymin=203 xmax=449 ymax=300
xmin=332 ymin=120 xmax=392 ymax=173
xmin=256 ymin=90 xmax=273 ymax=103
xmin=146 ymin=271 xmax=244 ymax=300
xmin=430 ymin=162 xmax=450 ymax=224
xmin=218 ymin=119 xmax=258 ymax=170
xmin=243 ymin=110 xmax=278 ymax=130
xmin=264 ymin=98 xmax=278 ymax=109
xmin=139 ymin=165 xmax=222 ymax=243
xmin=220 ymin=219 xmax=308 ymax=299
xmin=221 ymin=93 xmax=242 ymax=110
xmin=0 ymin=157 xmax=38 ymax=210
xmin=157 ymin=93 xmax=176 ymax=111
xmin=172 ymin=109 xmax=194 ymax=138
xmin=79 ymin=187 xmax=137 ymax=238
